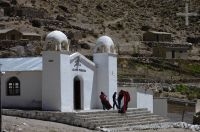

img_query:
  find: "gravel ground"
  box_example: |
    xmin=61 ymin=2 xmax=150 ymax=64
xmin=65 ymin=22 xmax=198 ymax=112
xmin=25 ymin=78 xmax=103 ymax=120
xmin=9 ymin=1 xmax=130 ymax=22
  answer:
xmin=2 ymin=115 xmax=194 ymax=132
xmin=134 ymin=128 xmax=193 ymax=132
xmin=2 ymin=115 xmax=95 ymax=132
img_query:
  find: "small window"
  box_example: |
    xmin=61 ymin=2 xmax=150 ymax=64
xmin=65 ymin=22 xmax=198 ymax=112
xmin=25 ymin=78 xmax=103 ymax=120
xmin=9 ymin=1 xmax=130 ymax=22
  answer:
xmin=7 ymin=77 xmax=20 ymax=96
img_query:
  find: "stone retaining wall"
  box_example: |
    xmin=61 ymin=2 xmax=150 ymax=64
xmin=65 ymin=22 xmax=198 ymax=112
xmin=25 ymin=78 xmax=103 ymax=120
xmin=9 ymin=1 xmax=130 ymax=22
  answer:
xmin=2 ymin=109 xmax=78 ymax=125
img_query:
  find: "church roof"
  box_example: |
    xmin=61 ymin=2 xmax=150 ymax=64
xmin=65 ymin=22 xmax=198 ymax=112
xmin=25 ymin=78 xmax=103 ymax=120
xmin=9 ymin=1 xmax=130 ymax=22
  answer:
xmin=0 ymin=57 xmax=42 ymax=72
xmin=22 ymin=32 xmax=40 ymax=36
xmin=0 ymin=52 xmax=95 ymax=72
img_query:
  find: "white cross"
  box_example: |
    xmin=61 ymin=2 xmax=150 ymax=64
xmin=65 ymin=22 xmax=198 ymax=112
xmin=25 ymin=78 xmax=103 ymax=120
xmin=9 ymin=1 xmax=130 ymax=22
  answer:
xmin=176 ymin=1 xmax=198 ymax=26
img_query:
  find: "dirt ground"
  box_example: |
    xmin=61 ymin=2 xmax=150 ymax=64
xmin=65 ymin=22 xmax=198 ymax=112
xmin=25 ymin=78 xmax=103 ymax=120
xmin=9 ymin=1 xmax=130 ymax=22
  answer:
xmin=2 ymin=115 xmax=193 ymax=132
xmin=2 ymin=115 xmax=94 ymax=132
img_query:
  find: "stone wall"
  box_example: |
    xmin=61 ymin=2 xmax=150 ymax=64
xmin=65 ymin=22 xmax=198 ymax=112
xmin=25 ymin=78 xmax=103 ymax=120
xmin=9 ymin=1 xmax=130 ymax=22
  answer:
xmin=0 ymin=40 xmax=29 ymax=49
xmin=2 ymin=109 xmax=78 ymax=126
xmin=4 ymin=6 xmax=48 ymax=19
xmin=0 ymin=40 xmax=41 ymax=49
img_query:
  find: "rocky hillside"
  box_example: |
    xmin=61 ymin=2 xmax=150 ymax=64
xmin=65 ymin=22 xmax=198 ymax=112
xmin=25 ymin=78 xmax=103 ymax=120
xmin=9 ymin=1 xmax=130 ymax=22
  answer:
xmin=1 ymin=0 xmax=200 ymax=83
xmin=1 ymin=0 xmax=200 ymax=47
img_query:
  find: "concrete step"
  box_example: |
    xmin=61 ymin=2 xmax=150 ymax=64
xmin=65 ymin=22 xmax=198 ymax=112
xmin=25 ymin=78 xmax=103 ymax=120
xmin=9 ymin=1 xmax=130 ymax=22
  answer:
xmin=91 ymin=116 xmax=167 ymax=127
xmin=72 ymin=108 xmax=169 ymax=130
xmin=75 ymin=108 xmax=148 ymax=115
xmin=75 ymin=110 xmax=151 ymax=119
xmin=100 ymin=118 xmax=169 ymax=128
xmin=81 ymin=113 xmax=154 ymax=122
xmin=86 ymin=114 xmax=160 ymax=124
xmin=106 ymin=122 xmax=170 ymax=132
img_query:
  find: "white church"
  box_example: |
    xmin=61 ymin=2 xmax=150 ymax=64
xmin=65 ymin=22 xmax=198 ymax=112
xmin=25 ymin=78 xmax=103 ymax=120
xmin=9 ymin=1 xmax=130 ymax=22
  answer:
xmin=0 ymin=31 xmax=118 ymax=112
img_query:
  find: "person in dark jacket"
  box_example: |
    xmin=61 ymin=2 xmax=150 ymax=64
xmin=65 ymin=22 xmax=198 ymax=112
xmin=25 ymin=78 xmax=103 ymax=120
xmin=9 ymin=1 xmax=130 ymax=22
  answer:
xmin=112 ymin=92 xmax=119 ymax=109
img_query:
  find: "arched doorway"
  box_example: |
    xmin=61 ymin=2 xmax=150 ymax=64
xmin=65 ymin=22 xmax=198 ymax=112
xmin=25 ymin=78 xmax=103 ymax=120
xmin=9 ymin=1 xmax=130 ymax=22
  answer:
xmin=74 ymin=76 xmax=81 ymax=110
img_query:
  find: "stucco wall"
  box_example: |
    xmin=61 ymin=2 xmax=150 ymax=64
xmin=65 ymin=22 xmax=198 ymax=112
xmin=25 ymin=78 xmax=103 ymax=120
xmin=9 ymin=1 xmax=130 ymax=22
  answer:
xmin=118 ymin=87 xmax=153 ymax=112
xmin=1 ymin=71 xmax=42 ymax=109
xmin=166 ymin=50 xmax=188 ymax=59
xmin=70 ymin=54 xmax=95 ymax=110
xmin=60 ymin=53 xmax=73 ymax=112
xmin=93 ymin=53 xmax=117 ymax=108
xmin=153 ymin=98 xmax=167 ymax=117
xmin=42 ymin=51 xmax=63 ymax=111
xmin=42 ymin=51 xmax=96 ymax=112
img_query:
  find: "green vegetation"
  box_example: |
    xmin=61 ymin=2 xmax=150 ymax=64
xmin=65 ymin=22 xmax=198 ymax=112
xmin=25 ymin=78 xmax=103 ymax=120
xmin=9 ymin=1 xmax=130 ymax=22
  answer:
xmin=175 ymin=84 xmax=189 ymax=95
xmin=186 ymin=64 xmax=200 ymax=74
xmin=175 ymin=84 xmax=200 ymax=100
xmin=180 ymin=61 xmax=200 ymax=75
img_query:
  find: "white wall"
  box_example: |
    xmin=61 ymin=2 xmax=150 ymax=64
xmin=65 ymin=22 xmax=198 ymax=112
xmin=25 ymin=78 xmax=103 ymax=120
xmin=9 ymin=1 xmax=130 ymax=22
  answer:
xmin=137 ymin=89 xmax=153 ymax=112
xmin=118 ymin=87 xmax=153 ymax=112
xmin=153 ymin=98 xmax=167 ymax=117
xmin=42 ymin=51 xmax=64 ymax=111
xmin=60 ymin=53 xmax=73 ymax=111
xmin=43 ymin=51 xmax=96 ymax=112
xmin=2 ymin=71 xmax=42 ymax=109
xmin=108 ymin=54 xmax=117 ymax=102
xmin=70 ymin=54 xmax=95 ymax=110
xmin=93 ymin=53 xmax=117 ymax=108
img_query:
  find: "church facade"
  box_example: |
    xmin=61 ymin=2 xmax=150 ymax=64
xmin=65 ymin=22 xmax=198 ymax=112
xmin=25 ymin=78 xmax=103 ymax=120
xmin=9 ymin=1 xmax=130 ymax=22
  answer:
xmin=0 ymin=31 xmax=117 ymax=112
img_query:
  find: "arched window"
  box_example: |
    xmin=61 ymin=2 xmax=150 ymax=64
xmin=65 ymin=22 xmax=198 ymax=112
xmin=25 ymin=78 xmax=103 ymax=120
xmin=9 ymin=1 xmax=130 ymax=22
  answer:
xmin=7 ymin=77 xmax=20 ymax=96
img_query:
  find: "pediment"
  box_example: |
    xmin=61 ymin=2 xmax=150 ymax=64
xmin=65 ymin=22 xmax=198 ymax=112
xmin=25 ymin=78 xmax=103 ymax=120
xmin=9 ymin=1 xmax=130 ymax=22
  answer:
xmin=70 ymin=52 xmax=95 ymax=71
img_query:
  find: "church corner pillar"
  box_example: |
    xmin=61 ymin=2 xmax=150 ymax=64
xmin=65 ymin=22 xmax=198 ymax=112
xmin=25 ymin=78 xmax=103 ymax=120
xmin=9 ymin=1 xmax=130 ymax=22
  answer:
xmin=93 ymin=53 xmax=117 ymax=108
xmin=42 ymin=51 xmax=71 ymax=111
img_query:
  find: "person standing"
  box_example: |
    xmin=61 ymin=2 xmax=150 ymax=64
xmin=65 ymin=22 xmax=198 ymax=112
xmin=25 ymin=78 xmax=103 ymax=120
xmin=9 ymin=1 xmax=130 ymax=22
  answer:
xmin=117 ymin=90 xmax=123 ymax=110
xmin=118 ymin=90 xmax=131 ymax=113
xmin=99 ymin=92 xmax=107 ymax=110
xmin=112 ymin=92 xmax=118 ymax=110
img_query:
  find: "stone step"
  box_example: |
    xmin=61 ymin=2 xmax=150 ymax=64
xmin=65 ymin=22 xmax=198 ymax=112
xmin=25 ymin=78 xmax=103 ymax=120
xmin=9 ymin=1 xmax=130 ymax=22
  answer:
xmin=100 ymin=118 xmax=169 ymax=128
xmin=79 ymin=112 xmax=154 ymax=122
xmin=71 ymin=108 xmax=169 ymax=130
xmin=75 ymin=108 xmax=148 ymax=115
xmin=86 ymin=114 xmax=160 ymax=124
xmin=106 ymin=122 xmax=171 ymax=132
xmin=76 ymin=111 xmax=152 ymax=119
xmin=89 ymin=116 xmax=167 ymax=127
xmin=75 ymin=109 xmax=150 ymax=118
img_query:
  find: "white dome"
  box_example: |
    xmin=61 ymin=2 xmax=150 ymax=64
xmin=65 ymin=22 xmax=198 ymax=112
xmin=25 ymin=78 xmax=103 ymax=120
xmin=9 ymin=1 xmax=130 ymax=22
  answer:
xmin=46 ymin=30 xmax=68 ymax=44
xmin=45 ymin=30 xmax=69 ymax=51
xmin=96 ymin=36 xmax=114 ymax=47
xmin=94 ymin=36 xmax=115 ymax=53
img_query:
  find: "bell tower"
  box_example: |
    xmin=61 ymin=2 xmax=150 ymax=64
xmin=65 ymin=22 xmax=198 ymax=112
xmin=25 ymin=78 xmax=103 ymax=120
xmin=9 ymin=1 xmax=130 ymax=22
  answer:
xmin=42 ymin=31 xmax=73 ymax=112
xmin=93 ymin=36 xmax=117 ymax=108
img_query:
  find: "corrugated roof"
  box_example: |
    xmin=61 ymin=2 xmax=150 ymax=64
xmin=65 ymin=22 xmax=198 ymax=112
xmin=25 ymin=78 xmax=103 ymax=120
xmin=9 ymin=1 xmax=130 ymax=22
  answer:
xmin=0 ymin=29 xmax=13 ymax=34
xmin=22 ymin=32 xmax=41 ymax=36
xmin=149 ymin=31 xmax=172 ymax=35
xmin=0 ymin=57 xmax=42 ymax=72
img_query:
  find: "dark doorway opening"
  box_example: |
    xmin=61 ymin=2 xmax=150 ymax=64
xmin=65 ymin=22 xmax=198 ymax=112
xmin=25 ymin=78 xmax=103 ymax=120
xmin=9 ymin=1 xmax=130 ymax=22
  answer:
xmin=11 ymin=35 xmax=15 ymax=40
xmin=172 ymin=50 xmax=175 ymax=59
xmin=74 ymin=76 xmax=81 ymax=110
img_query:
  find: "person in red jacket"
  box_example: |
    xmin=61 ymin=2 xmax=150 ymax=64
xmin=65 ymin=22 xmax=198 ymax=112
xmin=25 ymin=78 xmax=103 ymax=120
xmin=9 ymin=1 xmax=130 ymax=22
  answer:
xmin=99 ymin=91 xmax=112 ymax=110
xmin=118 ymin=90 xmax=130 ymax=113
xmin=99 ymin=92 xmax=107 ymax=110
